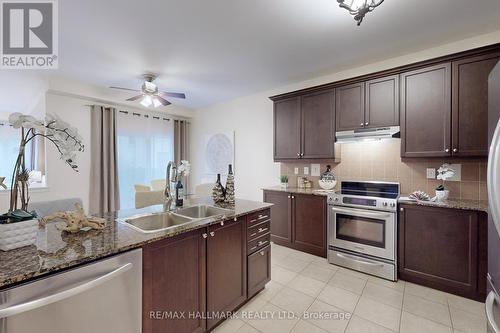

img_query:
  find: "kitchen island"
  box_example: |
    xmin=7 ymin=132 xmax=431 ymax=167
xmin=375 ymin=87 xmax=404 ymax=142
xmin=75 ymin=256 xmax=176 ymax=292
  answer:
xmin=0 ymin=197 xmax=272 ymax=289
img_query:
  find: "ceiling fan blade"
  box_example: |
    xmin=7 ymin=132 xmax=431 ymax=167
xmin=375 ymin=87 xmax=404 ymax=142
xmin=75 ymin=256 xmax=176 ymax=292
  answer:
xmin=156 ymin=96 xmax=171 ymax=106
xmin=126 ymin=95 xmax=144 ymax=101
xmin=110 ymin=86 xmax=141 ymax=92
xmin=159 ymin=91 xmax=186 ymax=99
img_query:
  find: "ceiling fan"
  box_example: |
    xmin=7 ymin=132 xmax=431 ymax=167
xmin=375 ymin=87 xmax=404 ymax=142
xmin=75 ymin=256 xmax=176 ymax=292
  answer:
xmin=110 ymin=74 xmax=186 ymax=108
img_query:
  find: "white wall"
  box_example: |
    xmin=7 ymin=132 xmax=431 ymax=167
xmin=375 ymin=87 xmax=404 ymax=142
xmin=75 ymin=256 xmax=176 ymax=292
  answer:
xmin=190 ymin=29 xmax=500 ymax=201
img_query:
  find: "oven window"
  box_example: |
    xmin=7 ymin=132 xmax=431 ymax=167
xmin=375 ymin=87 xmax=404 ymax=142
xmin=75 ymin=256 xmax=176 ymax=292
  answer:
xmin=336 ymin=214 xmax=386 ymax=248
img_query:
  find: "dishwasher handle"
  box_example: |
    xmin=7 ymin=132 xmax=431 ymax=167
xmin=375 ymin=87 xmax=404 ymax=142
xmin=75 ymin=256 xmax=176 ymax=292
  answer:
xmin=0 ymin=262 xmax=133 ymax=319
xmin=486 ymin=291 xmax=500 ymax=333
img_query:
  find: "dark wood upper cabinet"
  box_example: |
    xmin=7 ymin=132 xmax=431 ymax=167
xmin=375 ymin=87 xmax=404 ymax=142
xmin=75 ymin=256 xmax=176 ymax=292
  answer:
xmin=207 ymin=218 xmax=247 ymax=330
xmin=365 ymin=75 xmax=399 ymax=128
xmin=301 ymin=90 xmax=335 ymax=159
xmin=292 ymin=194 xmax=327 ymax=257
xmin=264 ymin=190 xmax=292 ymax=245
xmin=143 ymin=229 xmax=206 ymax=333
xmin=335 ymin=82 xmax=365 ymax=131
xmin=274 ymin=97 xmax=301 ymax=160
xmin=400 ymin=63 xmax=452 ymax=157
xmin=452 ymin=53 xmax=500 ymax=157
xmin=399 ymin=204 xmax=487 ymax=301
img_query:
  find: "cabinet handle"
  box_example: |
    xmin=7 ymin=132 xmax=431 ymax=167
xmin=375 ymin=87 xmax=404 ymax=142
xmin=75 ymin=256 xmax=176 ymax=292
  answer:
xmin=291 ymin=195 xmax=295 ymax=199
xmin=400 ymin=208 xmax=404 ymax=212
xmin=260 ymin=251 xmax=265 ymax=256
xmin=365 ymin=122 xmax=369 ymax=126
xmin=258 ymin=240 xmax=268 ymax=246
xmin=360 ymin=123 xmax=364 ymax=126
xmin=445 ymin=148 xmax=450 ymax=153
xmin=300 ymin=153 xmax=303 ymax=157
xmin=210 ymin=231 xmax=215 ymax=237
xmin=202 ymin=233 xmax=208 ymax=239
xmin=297 ymin=153 xmax=300 ymax=157
xmin=288 ymin=195 xmax=291 ymax=199
xmin=220 ymin=221 xmax=224 ymax=226
xmin=453 ymin=148 xmax=458 ymax=153
xmin=233 ymin=217 xmax=237 ymax=222
xmin=258 ymin=227 xmax=268 ymax=233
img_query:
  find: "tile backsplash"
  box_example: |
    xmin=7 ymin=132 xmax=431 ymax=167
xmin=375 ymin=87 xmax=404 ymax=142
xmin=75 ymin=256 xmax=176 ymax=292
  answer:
xmin=280 ymin=139 xmax=488 ymax=201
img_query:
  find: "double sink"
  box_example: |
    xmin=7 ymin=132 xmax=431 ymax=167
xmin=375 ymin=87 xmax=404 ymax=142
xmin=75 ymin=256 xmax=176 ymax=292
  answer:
xmin=117 ymin=205 xmax=233 ymax=234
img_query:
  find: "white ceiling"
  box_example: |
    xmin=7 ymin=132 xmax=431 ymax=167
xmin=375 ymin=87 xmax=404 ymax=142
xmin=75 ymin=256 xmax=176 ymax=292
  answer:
xmin=7 ymin=0 xmax=500 ymax=110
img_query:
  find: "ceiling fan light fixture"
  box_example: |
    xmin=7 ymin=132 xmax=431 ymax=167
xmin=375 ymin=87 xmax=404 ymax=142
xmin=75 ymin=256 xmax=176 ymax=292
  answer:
xmin=152 ymin=97 xmax=162 ymax=108
xmin=140 ymin=95 xmax=153 ymax=107
xmin=337 ymin=0 xmax=384 ymax=26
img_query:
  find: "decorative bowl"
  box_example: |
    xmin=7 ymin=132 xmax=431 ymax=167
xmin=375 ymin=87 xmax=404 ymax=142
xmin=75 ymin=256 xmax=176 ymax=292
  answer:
xmin=319 ymin=179 xmax=337 ymax=190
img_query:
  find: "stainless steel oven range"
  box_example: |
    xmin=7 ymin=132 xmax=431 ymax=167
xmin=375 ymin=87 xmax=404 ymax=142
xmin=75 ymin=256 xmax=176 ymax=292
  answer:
xmin=328 ymin=181 xmax=400 ymax=281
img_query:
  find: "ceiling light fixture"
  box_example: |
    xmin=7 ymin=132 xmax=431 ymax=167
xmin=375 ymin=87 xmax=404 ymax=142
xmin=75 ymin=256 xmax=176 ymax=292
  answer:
xmin=140 ymin=95 xmax=153 ymax=108
xmin=337 ymin=0 xmax=384 ymax=26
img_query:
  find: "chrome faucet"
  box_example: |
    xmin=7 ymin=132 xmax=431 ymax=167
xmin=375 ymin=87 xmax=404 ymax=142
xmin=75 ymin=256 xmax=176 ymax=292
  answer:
xmin=164 ymin=161 xmax=177 ymax=211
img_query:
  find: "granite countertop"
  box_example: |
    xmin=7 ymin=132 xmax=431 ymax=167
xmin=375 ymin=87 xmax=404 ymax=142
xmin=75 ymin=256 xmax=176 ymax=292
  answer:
xmin=0 ymin=197 xmax=272 ymax=290
xmin=399 ymin=196 xmax=488 ymax=213
xmin=262 ymin=186 xmax=334 ymax=196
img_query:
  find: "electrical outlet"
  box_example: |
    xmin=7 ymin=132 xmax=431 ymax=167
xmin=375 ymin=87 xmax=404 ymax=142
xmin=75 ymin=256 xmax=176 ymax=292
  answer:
xmin=294 ymin=167 xmax=299 ymax=175
xmin=304 ymin=167 xmax=309 ymax=175
xmin=426 ymin=168 xmax=436 ymax=179
xmin=311 ymin=164 xmax=321 ymax=177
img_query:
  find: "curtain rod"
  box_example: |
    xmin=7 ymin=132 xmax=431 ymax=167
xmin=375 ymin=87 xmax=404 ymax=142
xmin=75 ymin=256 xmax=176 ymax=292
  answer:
xmin=83 ymin=104 xmax=191 ymax=123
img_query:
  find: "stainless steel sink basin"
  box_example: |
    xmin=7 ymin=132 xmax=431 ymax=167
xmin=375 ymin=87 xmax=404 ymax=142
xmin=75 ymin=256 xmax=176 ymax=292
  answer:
xmin=175 ymin=205 xmax=232 ymax=219
xmin=118 ymin=212 xmax=195 ymax=233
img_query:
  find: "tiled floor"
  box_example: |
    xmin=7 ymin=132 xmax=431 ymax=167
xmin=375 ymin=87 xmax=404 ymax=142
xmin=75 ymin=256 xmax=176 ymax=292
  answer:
xmin=214 ymin=243 xmax=487 ymax=333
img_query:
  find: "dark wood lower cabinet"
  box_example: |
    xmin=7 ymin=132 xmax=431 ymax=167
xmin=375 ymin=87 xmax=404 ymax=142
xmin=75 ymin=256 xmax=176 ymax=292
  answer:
xmin=207 ymin=218 xmax=247 ymax=330
xmin=264 ymin=190 xmax=327 ymax=258
xmin=248 ymin=245 xmax=271 ymax=298
xmin=398 ymin=204 xmax=487 ymax=301
xmin=293 ymin=194 xmax=327 ymax=257
xmin=143 ymin=229 xmax=206 ymax=333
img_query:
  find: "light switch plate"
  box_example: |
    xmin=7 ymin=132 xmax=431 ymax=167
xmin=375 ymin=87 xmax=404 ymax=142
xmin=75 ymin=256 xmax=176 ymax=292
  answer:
xmin=311 ymin=164 xmax=321 ymax=177
xmin=304 ymin=167 xmax=309 ymax=175
xmin=426 ymin=168 xmax=436 ymax=179
xmin=294 ymin=167 xmax=299 ymax=175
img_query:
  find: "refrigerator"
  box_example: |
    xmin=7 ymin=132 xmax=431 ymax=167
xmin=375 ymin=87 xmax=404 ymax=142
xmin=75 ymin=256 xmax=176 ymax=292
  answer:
xmin=487 ymin=60 xmax=500 ymax=332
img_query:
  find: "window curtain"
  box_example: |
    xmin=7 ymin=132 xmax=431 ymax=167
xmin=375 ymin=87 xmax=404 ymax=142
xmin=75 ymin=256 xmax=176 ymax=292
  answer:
xmin=174 ymin=119 xmax=190 ymax=192
xmin=117 ymin=112 xmax=174 ymax=209
xmin=90 ymin=105 xmax=120 ymax=214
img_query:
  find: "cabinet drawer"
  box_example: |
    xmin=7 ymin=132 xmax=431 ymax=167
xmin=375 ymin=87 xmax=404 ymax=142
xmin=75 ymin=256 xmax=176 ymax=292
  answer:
xmin=248 ymin=209 xmax=271 ymax=227
xmin=248 ymin=245 xmax=271 ymax=298
xmin=247 ymin=233 xmax=270 ymax=254
xmin=247 ymin=220 xmax=270 ymax=241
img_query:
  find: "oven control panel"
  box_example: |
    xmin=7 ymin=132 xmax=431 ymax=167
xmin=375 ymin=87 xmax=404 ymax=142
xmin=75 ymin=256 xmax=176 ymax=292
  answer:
xmin=328 ymin=194 xmax=397 ymax=211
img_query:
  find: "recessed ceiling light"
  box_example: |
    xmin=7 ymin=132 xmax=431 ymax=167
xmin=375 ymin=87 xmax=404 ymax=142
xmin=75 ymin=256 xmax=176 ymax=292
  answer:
xmin=337 ymin=0 xmax=384 ymax=26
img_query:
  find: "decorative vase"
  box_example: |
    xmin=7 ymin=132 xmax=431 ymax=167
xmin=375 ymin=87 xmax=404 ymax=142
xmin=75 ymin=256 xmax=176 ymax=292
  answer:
xmin=435 ymin=190 xmax=450 ymax=202
xmin=319 ymin=165 xmax=337 ymax=190
xmin=212 ymin=174 xmax=226 ymax=204
xmin=225 ymin=165 xmax=235 ymax=204
xmin=280 ymin=182 xmax=289 ymax=189
xmin=0 ymin=219 xmax=38 ymax=251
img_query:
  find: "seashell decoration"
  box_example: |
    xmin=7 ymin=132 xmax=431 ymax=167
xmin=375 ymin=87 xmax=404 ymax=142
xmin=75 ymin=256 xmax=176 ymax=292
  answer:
xmin=409 ymin=190 xmax=431 ymax=201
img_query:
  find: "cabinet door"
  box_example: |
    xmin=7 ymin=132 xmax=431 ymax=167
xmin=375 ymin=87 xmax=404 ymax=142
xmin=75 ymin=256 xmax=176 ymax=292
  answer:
xmin=263 ymin=190 xmax=292 ymax=246
xmin=335 ymin=82 xmax=365 ymax=131
xmin=207 ymin=218 xmax=247 ymax=330
xmin=452 ymin=54 xmax=500 ymax=157
xmin=293 ymin=194 xmax=327 ymax=257
xmin=365 ymin=75 xmax=399 ymax=128
xmin=400 ymin=63 xmax=452 ymax=157
xmin=398 ymin=205 xmax=479 ymax=299
xmin=274 ymin=97 xmax=301 ymax=160
xmin=301 ymin=90 xmax=335 ymax=159
xmin=143 ymin=229 xmax=206 ymax=333
xmin=248 ymin=245 xmax=271 ymax=298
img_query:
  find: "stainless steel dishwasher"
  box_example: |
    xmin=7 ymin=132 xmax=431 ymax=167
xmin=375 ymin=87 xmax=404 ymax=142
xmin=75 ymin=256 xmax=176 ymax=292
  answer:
xmin=0 ymin=249 xmax=142 ymax=333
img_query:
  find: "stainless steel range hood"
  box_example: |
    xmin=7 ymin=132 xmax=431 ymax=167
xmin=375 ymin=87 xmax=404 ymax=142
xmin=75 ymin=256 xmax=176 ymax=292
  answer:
xmin=336 ymin=126 xmax=400 ymax=143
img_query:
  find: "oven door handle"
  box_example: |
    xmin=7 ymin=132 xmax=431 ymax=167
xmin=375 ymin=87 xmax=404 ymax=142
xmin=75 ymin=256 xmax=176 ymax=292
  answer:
xmin=331 ymin=206 xmax=392 ymax=219
xmin=336 ymin=252 xmax=384 ymax=267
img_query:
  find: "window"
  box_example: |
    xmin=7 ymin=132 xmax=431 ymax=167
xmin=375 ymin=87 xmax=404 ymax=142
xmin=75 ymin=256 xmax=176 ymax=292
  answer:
xmin=0 ymin=122 xmax=43 ymax=189
xmin=117 ymin=112 xmax=174 ymax=209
